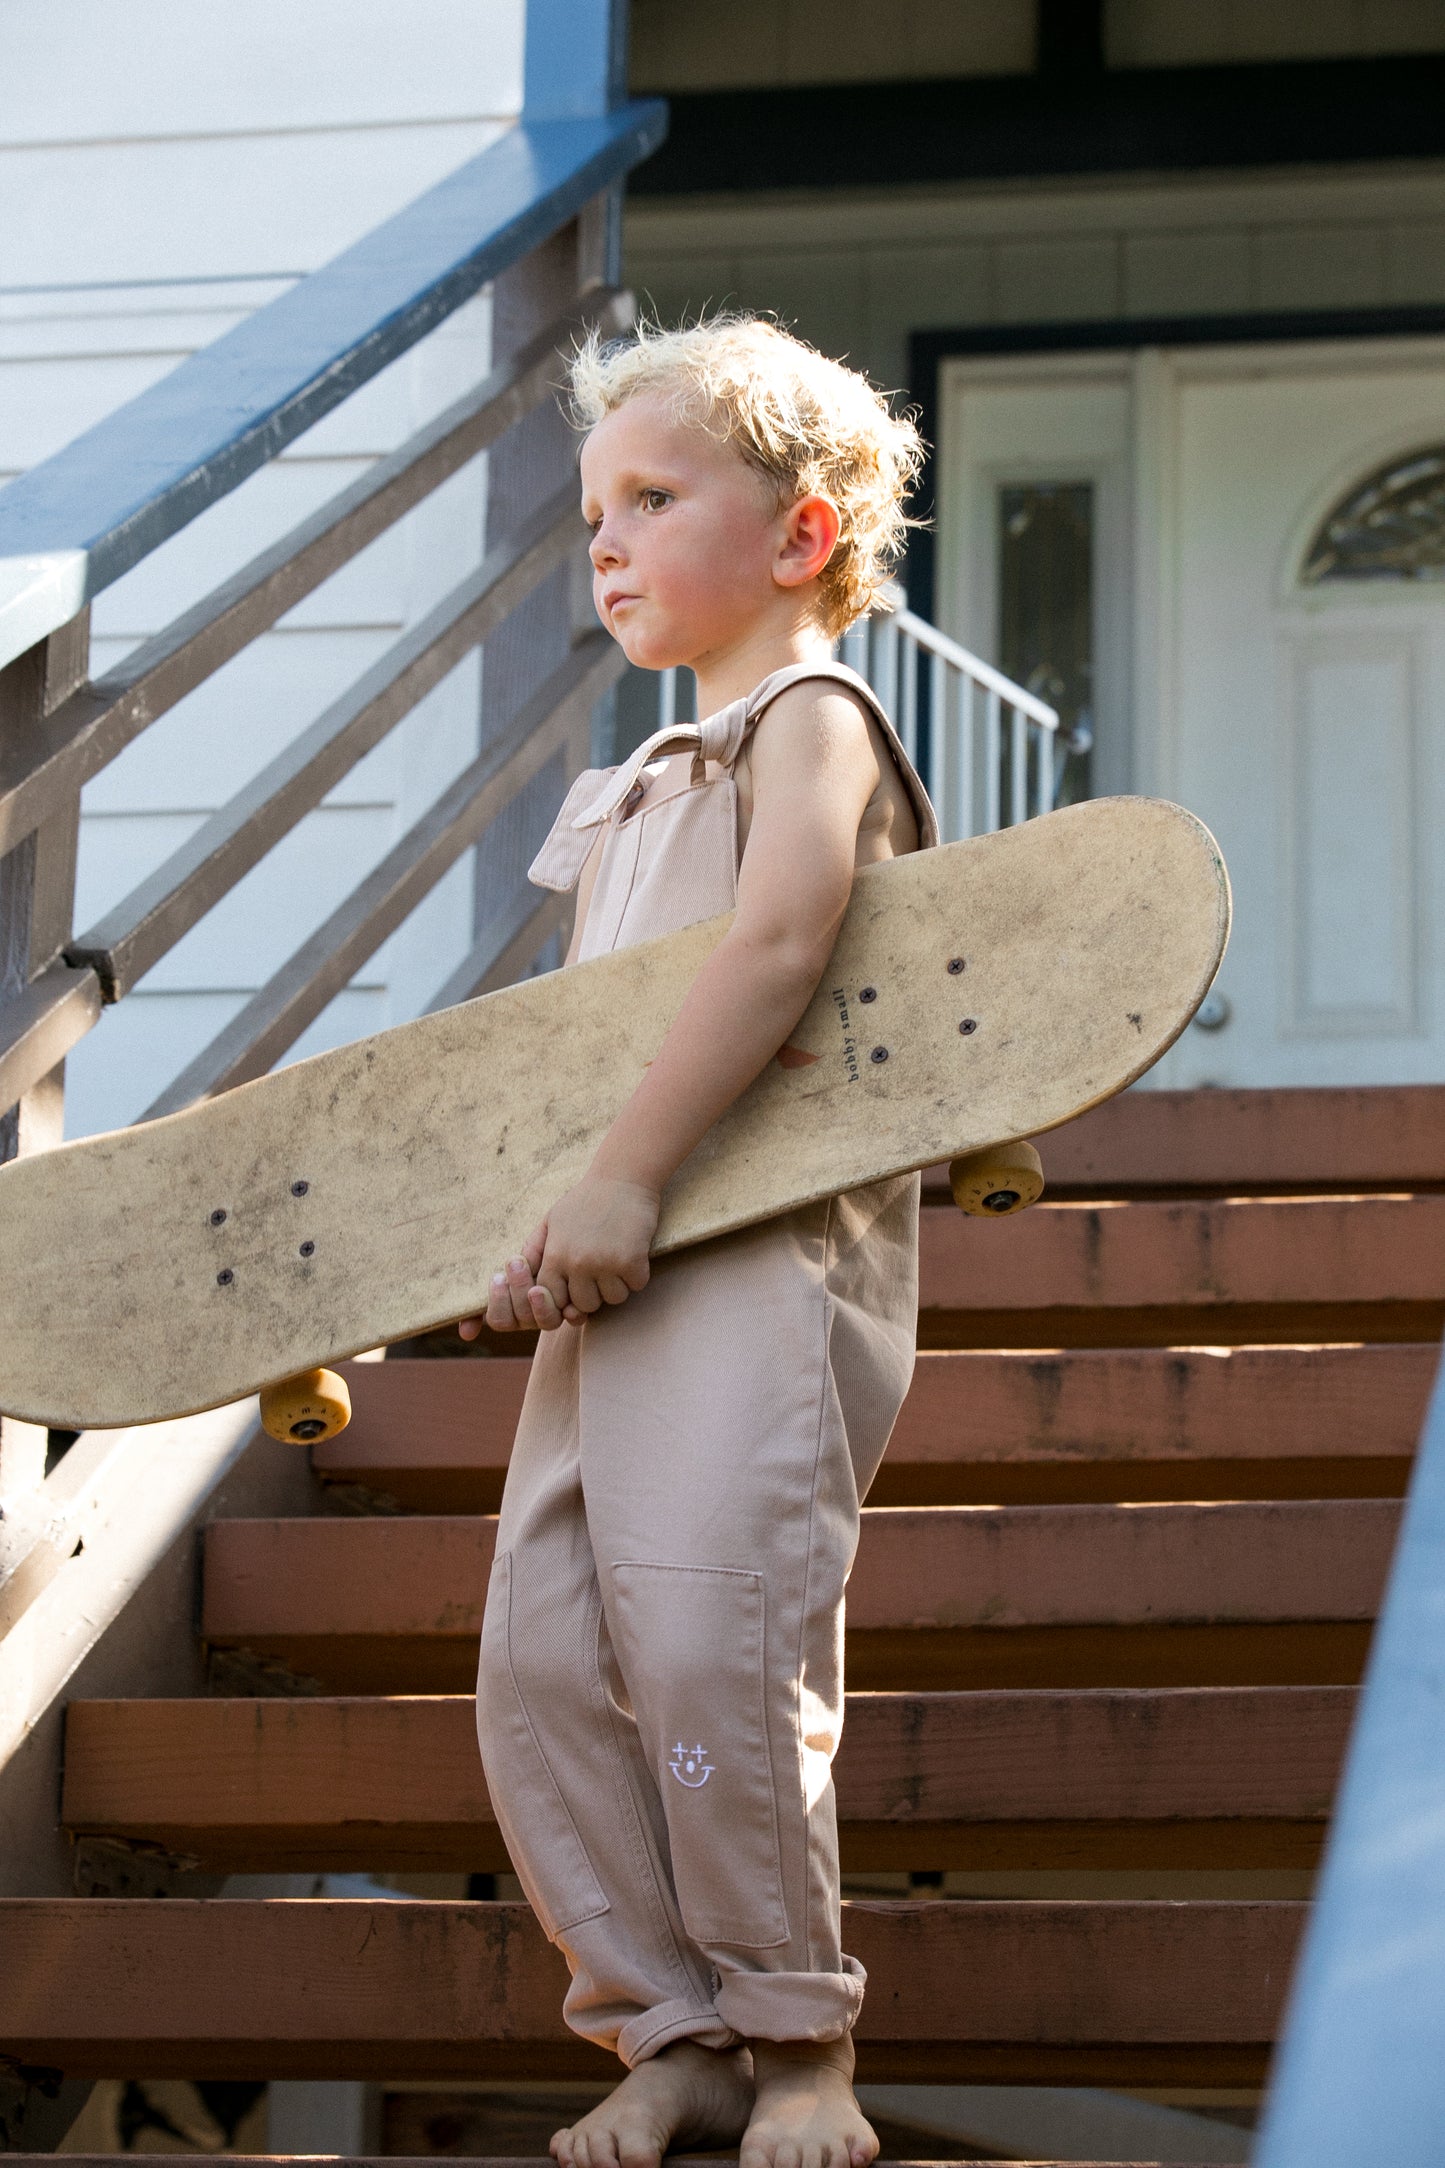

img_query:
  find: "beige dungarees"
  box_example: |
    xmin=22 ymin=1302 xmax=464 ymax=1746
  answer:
xmin=475 ymin=661 xmax=938 ymax=2067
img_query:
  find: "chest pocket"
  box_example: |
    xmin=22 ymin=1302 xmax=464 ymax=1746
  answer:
xmin=583 ymin=780 xmax=742 ymax=958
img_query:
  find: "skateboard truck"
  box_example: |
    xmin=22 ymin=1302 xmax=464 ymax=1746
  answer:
xmin=948 ymin=1138 xmax=1045 ymax=1217
xmin=258 ymin=1367 xmax=352 ymax=1445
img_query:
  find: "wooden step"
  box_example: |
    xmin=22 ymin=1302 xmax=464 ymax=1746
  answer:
xmin=64 ymin=1685 xmax=1353 ymax=1875
xmin=320 ymin=1343 xmax=1435 ymax=1510
xmin=202 ymin=1500 xmax=1398 ymax=1692
xmin=917 ymin=1193 xmax=1445 ymax=1348
xmin=922 ymin=1082 xmax=1445 ymax=1199
xmin=0 ymin=1896 xmax=1304 ymax=2083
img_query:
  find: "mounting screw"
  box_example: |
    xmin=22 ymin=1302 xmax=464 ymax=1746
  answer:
xmin=870 ymin=1046 xmax=889 ymax=1063
xmin=290 ymin=1179 xmax=309 ymax=1198
xmin=216 ymin=1268 xmax=235 ymax=1288
xmin=299 ymin=1240 xmax=316 ymax=1259
xmin=209 ymin=1208 xmax=228 ymax=1227
xmin=859 ymin=986 xmax=877 ymax=1003
xmin=959 ymin=1018 xmax=978 ymax=1036
xmin=947 ymin=957 xmax=966 ymax=975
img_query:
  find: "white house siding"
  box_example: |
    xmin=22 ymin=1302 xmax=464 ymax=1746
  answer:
xmin=0 ymin=0 xmax=525 ymax=1136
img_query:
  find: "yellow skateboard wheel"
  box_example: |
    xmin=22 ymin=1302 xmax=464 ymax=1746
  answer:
xmin=259 ymin=1367 xmax=352 ymax=1445
xmin=949 ymin=1139 xmax=1045 ymax=1218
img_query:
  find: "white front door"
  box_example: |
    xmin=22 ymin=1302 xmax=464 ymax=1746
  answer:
xmin=939 ymin=340 xmax=1445 ymax=1088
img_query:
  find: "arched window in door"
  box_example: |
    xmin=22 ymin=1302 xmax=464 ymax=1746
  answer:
xmin=1301 ymin=444 xmax=1445 ymax=583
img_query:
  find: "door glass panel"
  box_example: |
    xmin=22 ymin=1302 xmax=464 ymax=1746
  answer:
xmin=997 ymin=481 xmax=1094 ymax=805
xmin=1301 ymin=443 xmax=1445 ymax=582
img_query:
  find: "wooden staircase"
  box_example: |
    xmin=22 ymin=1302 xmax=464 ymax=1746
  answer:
xmin=3 ymin=1083 xmax=1442 ymax=2163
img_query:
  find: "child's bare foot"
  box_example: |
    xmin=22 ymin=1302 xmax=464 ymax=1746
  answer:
xmin=550 ymin=2039 xmax=754 ymax=2168
xmin=742 ymin=2036 xmax=878 ymax=2168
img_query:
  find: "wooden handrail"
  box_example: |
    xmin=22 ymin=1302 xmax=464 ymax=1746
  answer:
xmin=0 ymin=961 xmax=104 ymax=1126
xmin=0 ymin=289 xmax=627 ymax=864
xmin=0 ymin=17 xmax=660 ymax=1884
xmin=1252 ymin=1341 xmax=1445 ymax=2165
xmin=0 ymin=86 xmax=664 ymax=1319
xmin=425 ymin=889 xmax=572 ymax=1014
xmin=143 ymin=634 xmax=622 ymax=1118
xmin=0 ymin=108 xmax=663 ymax=666
xmin=67 ymin=480 xmax=586 ymax=1002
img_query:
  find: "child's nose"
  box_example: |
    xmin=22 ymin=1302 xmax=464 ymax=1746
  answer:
xmin=589 ymin=523 xmax=624 ymax=569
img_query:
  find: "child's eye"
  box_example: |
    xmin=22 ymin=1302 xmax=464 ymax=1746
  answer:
xmin=641 ymin=488 xmax=672 ymax=513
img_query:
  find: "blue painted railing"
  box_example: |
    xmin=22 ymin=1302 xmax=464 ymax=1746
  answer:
xmin=0 ymin=100 xmax=664 ymax=673
xmin=0 ymin=11 xmax=666 ymax=1142
xmin=1254 ymin=1344 xmax=1445 ymax=2166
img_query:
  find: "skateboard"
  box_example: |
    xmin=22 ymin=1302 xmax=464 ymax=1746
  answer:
xmin=0 ymin=796 xmax=1229 ymax=1440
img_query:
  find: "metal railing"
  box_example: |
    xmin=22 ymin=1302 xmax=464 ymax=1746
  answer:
xmin=840 ymin=596 xmax=1059 ymax=841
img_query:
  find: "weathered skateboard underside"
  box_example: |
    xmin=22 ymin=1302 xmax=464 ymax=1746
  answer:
xmin=0 ymin=798 xmax=1229 ymax=1429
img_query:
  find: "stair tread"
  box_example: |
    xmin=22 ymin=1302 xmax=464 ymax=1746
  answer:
xmin=960 ymin=1080 xmax=1445 ymax=1194
xmin=204 ymin=1500 xmax=1399 ymax=1640
xmin=917 ymin=1191 xmax=1445 ymax=1311
xmin=319 ymin=1344 xmax=1435 ymax=1510
xmin=62 ymin=1685 xmax=1353 ymax=1873
xmin=0 ymin=1897 xmax=1305 ymax=2083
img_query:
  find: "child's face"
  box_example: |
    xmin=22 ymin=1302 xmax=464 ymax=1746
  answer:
xmin=580 ymin=390 xmax=814 ymax=671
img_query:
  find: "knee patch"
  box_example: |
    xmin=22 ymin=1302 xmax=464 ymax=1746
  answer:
xmin=609 ymin=1561 xmax=790 ymax=1949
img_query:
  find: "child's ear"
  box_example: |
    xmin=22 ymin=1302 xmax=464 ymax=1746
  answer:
xmin=773 ymin=493 xmax=841 ymax=590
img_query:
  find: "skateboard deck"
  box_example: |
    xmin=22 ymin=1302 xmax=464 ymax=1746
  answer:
xmin=0 ymin=796 xmax=1229 ymax=1431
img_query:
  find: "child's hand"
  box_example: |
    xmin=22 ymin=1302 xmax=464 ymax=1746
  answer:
xmin=528 ymin=1175 xmax=659 ymax=1329
xmin=459 ymin=1177 xmax=658 ymax=1338
xmin=458 ymin=1224 xmax=547 ymax=1339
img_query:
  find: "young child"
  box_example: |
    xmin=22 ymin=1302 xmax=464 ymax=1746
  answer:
xmin=466 ymin=316 xmax=936 ymax=2168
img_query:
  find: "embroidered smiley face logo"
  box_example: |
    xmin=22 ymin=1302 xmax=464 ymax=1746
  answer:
xmin=669 ymin=1741 xmax=714 ymax=1788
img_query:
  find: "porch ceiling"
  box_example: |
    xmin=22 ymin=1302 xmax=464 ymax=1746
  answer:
xmin=631 ymin=55 xmax=1445 ymax=199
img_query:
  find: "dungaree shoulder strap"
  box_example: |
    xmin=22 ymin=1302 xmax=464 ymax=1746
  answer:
xmin=526 ymin=696 xmax=753 ymax=893
xmin=740 ymin=661 xmax=940 ymax=849
xmin=528 ymin=659 xmax=938 ymax=894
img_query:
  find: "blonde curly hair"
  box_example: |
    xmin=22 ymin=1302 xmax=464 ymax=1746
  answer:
xmin=568 ymin=313 xmax=925 ymax=636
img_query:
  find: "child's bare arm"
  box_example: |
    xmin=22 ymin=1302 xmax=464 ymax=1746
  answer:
xmin=480 ymin=684 xmax=882 ymax=1332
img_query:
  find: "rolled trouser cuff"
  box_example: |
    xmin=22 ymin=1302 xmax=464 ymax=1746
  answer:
xmin=715 ymin=1955 xmax=866 ymax=2042
xmin=617 ymin=1997 xmax=740 ymax=2068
